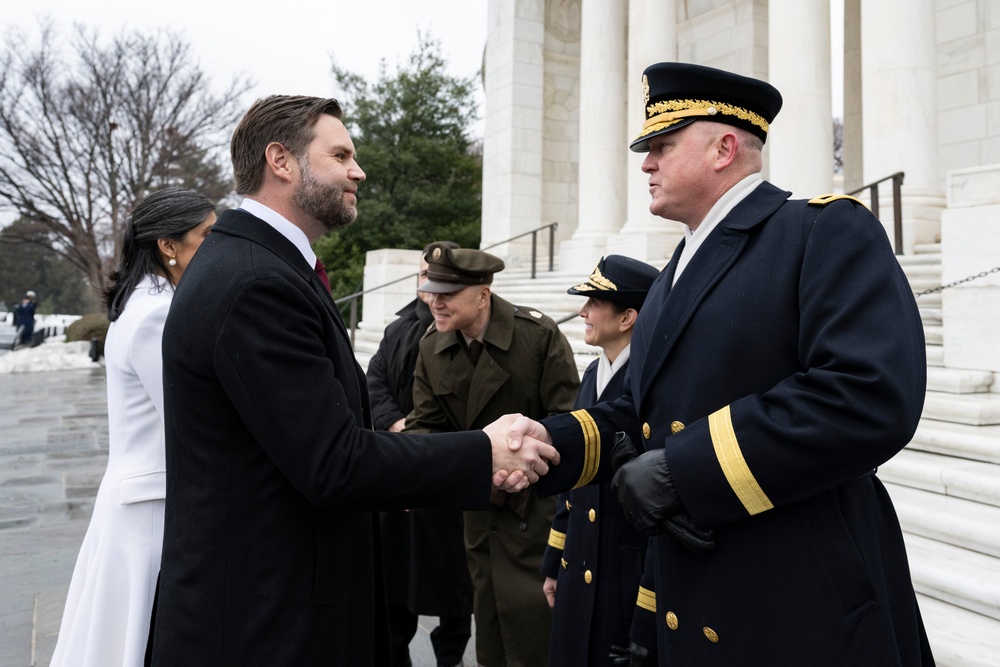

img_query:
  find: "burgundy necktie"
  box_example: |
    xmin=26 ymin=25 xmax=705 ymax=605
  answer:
xmin=314 ymin=258 xmax=331 ymax=293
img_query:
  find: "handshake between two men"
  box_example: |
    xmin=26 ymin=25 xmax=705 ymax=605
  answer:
xmin=482 ymin=414 xmax=715 ymax=553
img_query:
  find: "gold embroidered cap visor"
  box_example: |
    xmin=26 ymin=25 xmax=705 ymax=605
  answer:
xmin=567 ymin=254 xmax=659 ymax=311
xmin=630 ymin=62 xmax=783 ymax=153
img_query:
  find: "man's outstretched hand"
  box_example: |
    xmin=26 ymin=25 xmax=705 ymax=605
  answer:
xmin=484 ymin=414 xmax=559 ymax=492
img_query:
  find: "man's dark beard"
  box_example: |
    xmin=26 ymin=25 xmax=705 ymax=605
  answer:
xmin=293 ymin=163 xmax=357 ymax=232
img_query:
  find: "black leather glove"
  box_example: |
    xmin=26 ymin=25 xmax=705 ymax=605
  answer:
xmin=610 ymin=430 xmax=639 ymax=472
xmin=663 ymin=509 xmax=716 ymax=553
xmin=610 ymin=432 xmax=715 ymax=551
xmin=609 ymin=641 xmax=657 ymax=667
xmin=612 ymin=446 xmax=682 ymax=537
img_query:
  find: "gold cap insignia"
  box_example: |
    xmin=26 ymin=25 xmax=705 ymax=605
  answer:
xmin=589 ymin=265 xmax=618 ymax=291
xmin=642 ymin=74 xmax=650 ymax=107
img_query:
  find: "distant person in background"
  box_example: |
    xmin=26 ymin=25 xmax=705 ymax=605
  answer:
xmin=541 ymin=255 xmax=659 ymax=666
xmin=50 ymin=188 xmax=216 ymax=667
xmin=13 ymin=290 xmax=37 ymax=347
xmin=367 ymin=241 xmax=474 ymax=667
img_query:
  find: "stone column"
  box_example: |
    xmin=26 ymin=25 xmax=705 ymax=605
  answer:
xmin=608 ymin=0 xmax=680 ymax=265
xmin=559 ymin=0 xmax=628 ymax=272
xmin=360 ymin=249 xmax=422 ymax=331
xmin=941 ymin=166 xmax=1000 ymax=373
xmin=842 ymin=0 xmax=864 ymax=194
xmin=481 ymin=0 xmax=547 ymax=264
xmin=861 ymin=0 xmax=943 ymax=253
xmin=768 ymin=0 xmax=833 ymax=199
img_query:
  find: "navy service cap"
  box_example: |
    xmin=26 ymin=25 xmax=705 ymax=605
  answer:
xmin=419 ymin=243 xmax=506 ymax=294
xmin=568 ymin=255 xmax=659 ymax=311
xmin=630 ymin=62 xmax=783 ymax=152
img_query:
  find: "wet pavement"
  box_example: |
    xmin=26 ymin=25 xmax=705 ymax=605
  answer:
xmin=0 ymin=366 xmax=474 ymax=666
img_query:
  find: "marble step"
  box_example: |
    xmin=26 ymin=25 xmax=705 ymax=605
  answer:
xmin=898 ymin=250 xmax=942 ymax=264
xmin=913 ymin=243 xmax=942 ymax=255
xmin=884 ymin=482 xmax=1000 ymax=559
xmin=919 ymin=306 xmax=943 ymax=325
xmin=901 ymin=262 xmax=943 ymax=278
xmin=907 ymin=273 xmax=943 ymax=289
xmin=880 ymin=448 xmax=1000 ymax=507
xmin=905 ymin=533 xmax=1000 ymax=622
xmin=927 ymin=366 xmax=996 ymax=394
xmin=923 ymin=391 xmax=1000 ymax=426
xmin=908 ymin=419 xmax=1000 ymax=465
xmin=927 ymin=344 xmax=944 ymax=367
xmin=924 ymin=324 xmax=943 ymax=345
xmin=918 ymin=594 xmax=1000 ymax=667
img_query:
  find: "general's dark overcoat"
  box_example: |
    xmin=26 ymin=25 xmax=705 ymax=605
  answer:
xmin=151 ymin=209 xmax=492 ymax=666
xmin=366 ymin=298 xmax=472 ymax=617
xmin=537 ymin=183 xmax=934 ymax=666
xmin=408 ymin=294 xmax=580 ymax=666
xmin=541 ymin=358 xmax=653 ymax=666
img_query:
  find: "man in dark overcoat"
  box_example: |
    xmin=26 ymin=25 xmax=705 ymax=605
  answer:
xmin=510 ymin=63 xmax=935 ymax=665
xmin=150 ymin=96 xmax=557 ymax=666
xmin=13 ymin=290 xmax=37 ymax=347
xmin=407 ymin=243 xmax=580 ymax=667
xmin=540 ymin=255 xmax=659 ymax=666
xmin=367 ymin=242 xmax=473 ymax=667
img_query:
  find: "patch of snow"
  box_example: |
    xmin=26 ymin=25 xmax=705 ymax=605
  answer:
xmin=0 ymin=339 xmax=97 ymax=374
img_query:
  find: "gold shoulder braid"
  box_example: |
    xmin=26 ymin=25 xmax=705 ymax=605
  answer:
xmin=807 ymin=194 xmax=866 ymax=207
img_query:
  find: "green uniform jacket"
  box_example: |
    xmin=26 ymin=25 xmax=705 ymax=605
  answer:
xmin=408 ymin=294 xmax=580 ymax=667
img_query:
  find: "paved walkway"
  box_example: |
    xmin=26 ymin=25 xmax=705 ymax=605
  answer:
xmin=0 ymin=366 xmax=474 ymax=667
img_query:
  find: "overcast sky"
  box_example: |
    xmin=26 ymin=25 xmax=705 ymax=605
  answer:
xmin=4 ymin=1 xmax=489 ymax=119
xmin=4 ymin=1 xmax=845 ymax=133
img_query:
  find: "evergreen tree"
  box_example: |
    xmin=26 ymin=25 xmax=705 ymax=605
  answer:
xmin=0 ymin=218 xmax=95 ymax=315
xmin=317 ymin=34 xmax=482 ymax=301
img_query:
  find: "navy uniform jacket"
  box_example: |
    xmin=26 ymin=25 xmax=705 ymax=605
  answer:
xmin=541 ymin=358 xmax=653 ymax=666
xmin=537 ymin=182 xmax=933 ymax=666
xmin=152 ymin=210 xmax=492 ymax=666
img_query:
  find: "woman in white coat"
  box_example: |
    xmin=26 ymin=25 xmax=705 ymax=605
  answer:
xmin=50 ymin=188 xmax=216 ymax=667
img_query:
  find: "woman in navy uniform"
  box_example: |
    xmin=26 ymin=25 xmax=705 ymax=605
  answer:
xmin=540 ymin=255 xmax=659 ymax=666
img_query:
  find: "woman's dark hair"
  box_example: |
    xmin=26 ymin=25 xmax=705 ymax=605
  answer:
xmin=103 ymin=188 xmax=216 ymax=321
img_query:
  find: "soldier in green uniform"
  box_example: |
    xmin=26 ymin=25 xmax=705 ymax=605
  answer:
xmin=406 ymin=242 xmax=580 ymax=666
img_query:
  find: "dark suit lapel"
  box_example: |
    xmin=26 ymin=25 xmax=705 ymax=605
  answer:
xmin=631 ymin=240 xmax=681 ymax=400
xmin=636 ymin=182 xmax=791 ymax=402
xmin=214 ymin=209 xmax=355 ymax=349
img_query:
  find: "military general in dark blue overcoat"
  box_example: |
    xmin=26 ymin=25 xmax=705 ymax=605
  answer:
xmin=515 ymin=63 xmax=934 ymax=666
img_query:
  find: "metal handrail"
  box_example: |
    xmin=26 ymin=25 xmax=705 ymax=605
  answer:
xmin=333 ymin=222 xmax=560 ymax=346
xmin=847 ymin=171 xmax=905 ymax=255
xmin=480 ymin=222 xmax=559 ymax=279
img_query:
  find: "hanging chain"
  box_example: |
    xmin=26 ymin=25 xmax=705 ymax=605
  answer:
xmin=914 ymin=266 xmax=1000 ymax=298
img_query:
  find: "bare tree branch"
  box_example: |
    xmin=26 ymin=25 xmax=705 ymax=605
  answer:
xmin=0 ymin=22 xmax=250 ymax=296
